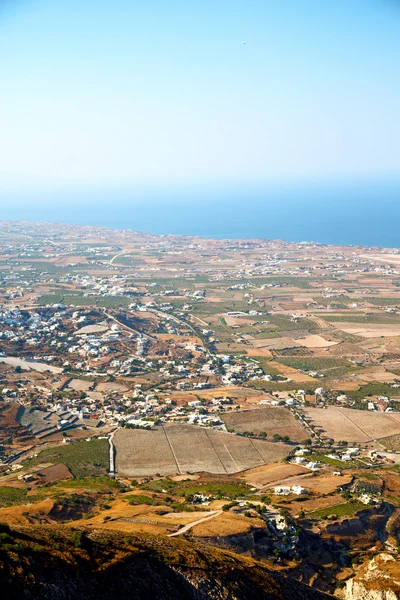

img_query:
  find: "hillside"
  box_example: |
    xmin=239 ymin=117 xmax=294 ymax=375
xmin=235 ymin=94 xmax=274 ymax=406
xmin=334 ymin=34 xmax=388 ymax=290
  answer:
xmin=0 ymin=524 xmax=331 ymax=599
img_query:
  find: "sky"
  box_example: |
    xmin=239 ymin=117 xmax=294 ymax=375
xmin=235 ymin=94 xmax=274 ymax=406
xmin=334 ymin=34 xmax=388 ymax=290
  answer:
xmin=0 ymin=0 xmax=399 ymax=196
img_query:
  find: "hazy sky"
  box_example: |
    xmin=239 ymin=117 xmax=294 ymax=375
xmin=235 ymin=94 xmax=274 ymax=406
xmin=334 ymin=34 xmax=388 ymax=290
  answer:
xmin=1 ymin=0 xmax=399 ymax=190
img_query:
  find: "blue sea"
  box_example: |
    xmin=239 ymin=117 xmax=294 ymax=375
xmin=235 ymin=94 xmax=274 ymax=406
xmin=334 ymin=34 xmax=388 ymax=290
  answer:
xmin=1 ymin=179 xmax=400 ymax=248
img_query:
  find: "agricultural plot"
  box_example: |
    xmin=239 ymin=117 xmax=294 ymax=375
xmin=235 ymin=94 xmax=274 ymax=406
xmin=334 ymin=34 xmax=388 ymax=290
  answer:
xmin=114 ymin=424 xmax=292 ymax=476
xmin=331 ymin=322 xmax=400 ymax=338
xmin=222 ymin=407 xmax=307 ymax=442
xmin=243 ymin=463 xmax=309 ymax=488
xmin=22 ymin=438 xmax=109 ymax=478
xmin=114 ymin=428 xmax=178 ymax=476
xmin=380 ymin=433 xmax=400 ymax=451
xmin=303 ymin=406 xmax=400 ymax=443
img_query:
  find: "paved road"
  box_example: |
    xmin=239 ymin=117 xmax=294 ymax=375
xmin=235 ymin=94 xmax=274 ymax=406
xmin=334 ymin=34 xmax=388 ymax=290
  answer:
xmin=103 ymin=309 xmax=156 ymax=341
xmin=167 ymin=510 xmax=223 ymax=537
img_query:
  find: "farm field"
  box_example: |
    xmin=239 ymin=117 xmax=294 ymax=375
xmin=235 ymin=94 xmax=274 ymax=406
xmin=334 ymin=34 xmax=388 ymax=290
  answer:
xmin=113 ymin=424 xmax=292 ymax=476
xmin=21 ymin=438 xmax=109 ymax=478
xmin=222 ymin=407 xmax=307 ymax=442
xmin=303 ymin=406 xmax=400 ymax=443
xmin=242 ymin=463 xmax=309 ymax=488
xmin=331 ymin=322 xmax=400 ymax=338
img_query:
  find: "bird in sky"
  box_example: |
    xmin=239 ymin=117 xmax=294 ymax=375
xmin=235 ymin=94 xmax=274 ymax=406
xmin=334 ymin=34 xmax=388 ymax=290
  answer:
xmin=241 ymin=41 xmax=247 ymax=44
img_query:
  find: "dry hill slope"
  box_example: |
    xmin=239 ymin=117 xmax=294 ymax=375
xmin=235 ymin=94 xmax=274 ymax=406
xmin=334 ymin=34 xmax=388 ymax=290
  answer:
xmin=0 ymin=524 xmax=331 ymax=599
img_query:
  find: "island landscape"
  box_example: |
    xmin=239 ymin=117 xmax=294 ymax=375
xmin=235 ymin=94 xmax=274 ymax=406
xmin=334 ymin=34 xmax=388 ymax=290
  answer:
xmin=0 ymin=221 xmax=400 ymax=597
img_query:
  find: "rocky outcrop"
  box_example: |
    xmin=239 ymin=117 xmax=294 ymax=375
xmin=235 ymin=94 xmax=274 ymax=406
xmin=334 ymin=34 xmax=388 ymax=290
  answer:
xmin=344 ymin=554 xmax=400 ymax=600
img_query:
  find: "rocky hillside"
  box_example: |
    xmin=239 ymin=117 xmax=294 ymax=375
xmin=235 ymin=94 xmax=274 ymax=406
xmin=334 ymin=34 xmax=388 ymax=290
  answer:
xmin=0 ymin=524 xmax=331 ymax=599
xmin=343 ymin=554 xmax=400 ymax=600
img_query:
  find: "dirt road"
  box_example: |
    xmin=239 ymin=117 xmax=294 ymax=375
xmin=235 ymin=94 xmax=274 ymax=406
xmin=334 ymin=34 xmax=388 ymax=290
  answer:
xmin=167 ymin=510 xmax=222 ymax=537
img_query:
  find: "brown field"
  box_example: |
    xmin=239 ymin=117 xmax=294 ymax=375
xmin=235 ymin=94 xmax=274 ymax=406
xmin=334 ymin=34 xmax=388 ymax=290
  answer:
xmin=68 ymin=378 xmax=92 ymax=391
xmin=190 ymin=511 xmax=264 ymax=537
xmin=285 ymin=494 xmax=344 ymax=516
xmin=71 ymin=499 xmax=180 ymax=535
xmin=222 ymin=407 xmax=307 ymax=442
xmin=0 ymin=498 xmax=55 ymax=525
xmin=293 ymin=335 xmax=338 ymax=348
xmin=332 ymin=322 xmax=400 ymax=338
xmin=242 ymin=463 xmax=309 ymax=488
xmin=97 ymin=382 xmax=129 ymax=392
xmin=250 ymin=337 xmax=303 ymax=350
xmin=169 ymin=386 xmax=272 ymax=405
xmin=34 ymin=463 xmax=73 ymax=485
xmin=155 ymin=334 xmax=202 ymax=345
xmin=244 ymin=348 xmax=273 ymax=357
xmin=114 ymin=424 xmax=292 ymax=477
xmin=380 ymin=433 xmax=400 ymax=452
xmin=304 ymin=406 xmax=400 ymax=443
xmin=351 ymin=367 xmax=398 ymax=384
xmin=267 ymin=361 xmax=317 ymax=382
xmin=286 ymin=474 xmax=353 ymax=494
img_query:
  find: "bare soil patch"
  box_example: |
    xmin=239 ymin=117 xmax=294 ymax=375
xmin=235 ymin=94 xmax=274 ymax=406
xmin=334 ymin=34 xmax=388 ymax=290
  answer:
xmin=242 ymin=463 xmax=308 ymax=488
xmin=304 ymin=406 xmax=400 ymax=443
xmin=114 ymin=424 xmax=292 ymax=477
xmin=222 ymin=407 xmax=307 ymax=442
xmin=293 ymin=335 xmax=338 ymax=348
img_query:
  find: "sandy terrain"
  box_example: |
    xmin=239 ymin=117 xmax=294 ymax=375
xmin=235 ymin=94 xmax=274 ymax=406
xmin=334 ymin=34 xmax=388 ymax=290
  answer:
xmin=293 ymin=335 xmax=338 ymax=348
xmin=360 ymin=254 xmax=400 ymax=266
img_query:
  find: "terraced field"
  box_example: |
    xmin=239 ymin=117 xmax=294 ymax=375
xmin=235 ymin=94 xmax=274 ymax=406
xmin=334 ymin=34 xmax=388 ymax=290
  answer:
xmin=114 ymin=424 xmax=292 ymax=476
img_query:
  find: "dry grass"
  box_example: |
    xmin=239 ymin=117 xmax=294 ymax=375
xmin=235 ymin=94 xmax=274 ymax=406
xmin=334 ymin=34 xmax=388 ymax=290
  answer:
xmin=190 ymin=511 xmax=264 ymax=537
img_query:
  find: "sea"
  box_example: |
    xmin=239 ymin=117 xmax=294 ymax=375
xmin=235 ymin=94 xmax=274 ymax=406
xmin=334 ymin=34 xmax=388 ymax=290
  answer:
xmin=1 ymin=179 xmax=400 ymax=248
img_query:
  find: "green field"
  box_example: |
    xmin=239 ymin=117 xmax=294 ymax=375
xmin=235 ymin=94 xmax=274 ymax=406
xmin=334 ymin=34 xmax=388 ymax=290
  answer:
xmin=324 ymin=314 xmax=400 ymax=324
xmin=142 ymin=478 xmax=251 ymax=499
xmin=22 ymin=438 xmax=109 ymax=478
xmin=307 ymin=500 xmax=366 ymax=519
xmin=0 ymin=486 xmax=28 ymax=508
xmin=277 ymin=357 xmax=351 ymax=372
xmin=38 ymin=293 xmax=132 ymax=308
